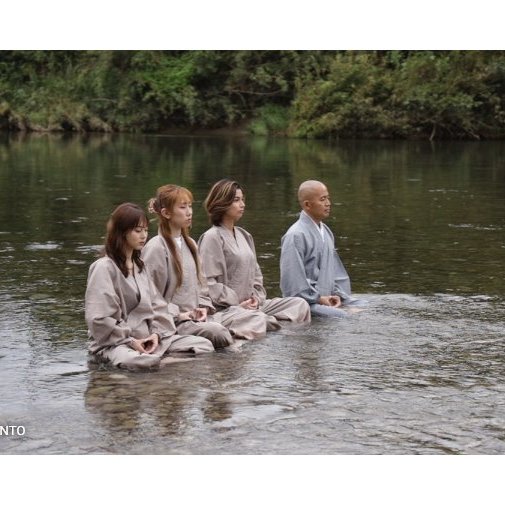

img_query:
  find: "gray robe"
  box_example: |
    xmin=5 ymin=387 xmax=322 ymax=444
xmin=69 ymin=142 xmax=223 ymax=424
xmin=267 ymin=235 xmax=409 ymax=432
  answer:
xmin=85 ymin=256 xmax=213 ymax=370
xmin=280 ymin=211 xmax=352 ymax=305
xmin=198 ymin=225 xmax=310 ymax=330
xmin=141 ymin=234 xmax=233 ymax=348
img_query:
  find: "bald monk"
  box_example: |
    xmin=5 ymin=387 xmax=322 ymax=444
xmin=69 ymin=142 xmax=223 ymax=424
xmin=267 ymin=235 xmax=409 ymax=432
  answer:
xmin=280 ymin=180 xmax=364 ymax=318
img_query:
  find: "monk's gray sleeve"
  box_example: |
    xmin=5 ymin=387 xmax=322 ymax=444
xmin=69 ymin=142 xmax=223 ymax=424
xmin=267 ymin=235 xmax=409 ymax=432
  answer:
xmin=280 ymin=232 xmax=320 ymax=304
xmin=332 ymin=249 xmax=352 ymax=299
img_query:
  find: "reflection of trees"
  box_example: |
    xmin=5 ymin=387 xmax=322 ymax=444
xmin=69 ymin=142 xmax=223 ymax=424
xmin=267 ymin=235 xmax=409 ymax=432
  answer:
xmin=3 ymin=132 xmax=503 ymax=244
xmin=279 ymin=139 xmax=505 ymax=295
xmin=1 ymin=132 xmax=504 ymax=304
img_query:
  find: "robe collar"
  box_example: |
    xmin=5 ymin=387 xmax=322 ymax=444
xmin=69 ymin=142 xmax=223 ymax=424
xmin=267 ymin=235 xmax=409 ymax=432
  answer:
xmin=300 ymin=211 xmax=326 ymax=239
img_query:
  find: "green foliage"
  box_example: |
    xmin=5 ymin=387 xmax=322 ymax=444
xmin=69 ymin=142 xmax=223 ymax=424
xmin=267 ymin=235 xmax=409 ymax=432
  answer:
xmin=393 ymin=51 xmax=504 ymax=139
xmin=290 ymin=52 xmax=405 ymax=138
xmin=0 ymin=50 xmax=504 ymax=138
xmin=249 ymin=104 xmax=290 ymax=136
xmin=291 ymin=51 xmax=505 ymax=139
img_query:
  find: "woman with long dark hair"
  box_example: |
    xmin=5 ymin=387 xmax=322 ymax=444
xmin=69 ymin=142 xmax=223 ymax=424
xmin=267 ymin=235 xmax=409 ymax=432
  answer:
xmin=85 ymin=202 xmax=214 ymax=370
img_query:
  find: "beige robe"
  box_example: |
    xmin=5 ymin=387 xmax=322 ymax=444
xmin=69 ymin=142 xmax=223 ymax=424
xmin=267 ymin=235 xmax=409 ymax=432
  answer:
xmin=85 ymin=256 xmax=214 ymax=370
xmin=198 ymin=225 xmax=311 ymax=332
xmin=141 ymin=234 xmax=233 ymax=348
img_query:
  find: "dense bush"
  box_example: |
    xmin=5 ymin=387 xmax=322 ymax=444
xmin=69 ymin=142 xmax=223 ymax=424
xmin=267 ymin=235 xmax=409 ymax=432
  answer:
xmin=0 ymin=50 xmax=504 ymax=139
xmin=291 ymin=51 xmax=505 ymax=139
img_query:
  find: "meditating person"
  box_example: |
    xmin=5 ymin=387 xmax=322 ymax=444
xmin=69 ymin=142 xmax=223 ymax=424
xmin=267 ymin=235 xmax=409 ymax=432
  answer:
xmin=85 ymin=202 xmax=214 ymax=371
xmin=198 ymin=179 xmax=311 ymax=336
xmin=142 ymin=184 xmax=234 ymax=349
xmin=280 ymin=180 xmax=364 ymax=318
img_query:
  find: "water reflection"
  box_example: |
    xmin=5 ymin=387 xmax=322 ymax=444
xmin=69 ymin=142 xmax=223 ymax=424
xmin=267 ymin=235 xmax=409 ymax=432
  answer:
xmin=1 ymin=133 xmax=504 ymax=296
xmin=2 ymin=294 xmax=505 ymax=454
xmin=84 ymin=349 xmax=248 ymax=449
xmin=1 ymin=133 xmax=505 ymax=454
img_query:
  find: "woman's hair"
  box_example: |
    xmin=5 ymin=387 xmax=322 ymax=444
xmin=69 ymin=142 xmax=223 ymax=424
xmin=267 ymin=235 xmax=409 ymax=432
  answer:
xmin=104 ymin=202 xmax=147 ymax=277
xmin=148 ymin=184 xmax=200 ymax=288
xmin=204 ymin=179 xmax=243 ymax=226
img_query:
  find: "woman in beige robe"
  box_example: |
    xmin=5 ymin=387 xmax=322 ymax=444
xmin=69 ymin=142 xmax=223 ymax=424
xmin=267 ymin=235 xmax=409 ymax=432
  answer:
xmin=143 ymin=185 xmax=266 ymax=342
xmin=85 ymin=203 xmax=214 ymax=371
xmin=198 ymin=180 xmax=311 ymax=332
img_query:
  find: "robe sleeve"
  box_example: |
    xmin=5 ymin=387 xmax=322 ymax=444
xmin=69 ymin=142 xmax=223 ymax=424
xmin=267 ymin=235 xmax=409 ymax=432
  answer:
xmin=332 ymin=249 xmax=352 ymax=299
xmin=198 ymin=231 xmax=241 ymax=308
xmin=197 ymin=268 xmax=216 ymax=313
xmin=85 ymin=260 xmax=134 ymax=348
xmin=188 ymin=237 xmax=216 ymax=313
xmin=142 ymin=239 xmax=181 ymax=319
xmin=280 ymin=231 xmax=320 ymax=304
xmin=242 ymin=231 xmax=267 ymax=304
xmin=252 ymin=262 xmax=267 ymax=305
xmin=146 ymin=271 xmax=177 ymax=339
xmin=141 ymin=238 xmax=169 ymax=298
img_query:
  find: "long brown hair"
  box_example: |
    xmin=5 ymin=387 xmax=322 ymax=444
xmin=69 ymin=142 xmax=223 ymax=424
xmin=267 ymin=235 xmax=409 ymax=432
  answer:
xmin=148 ymin=184 xmax=200 ymax=288
xmin=204 ymin=179 xmax=243 ymax=226
xmin=104 ymin=202 xmax=147 ymax=277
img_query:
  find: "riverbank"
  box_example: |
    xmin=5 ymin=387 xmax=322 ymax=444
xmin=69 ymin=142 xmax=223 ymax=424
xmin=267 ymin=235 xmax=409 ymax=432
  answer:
xmin=2 ymin=51 xmax=505 ymax=140
xmin=2 ymin=116 xmax=504 ymax=141
xmin=0 ymin=102 xmax=253 ymax=136
xmin=2 ymin=111 xmax=504 ymax=141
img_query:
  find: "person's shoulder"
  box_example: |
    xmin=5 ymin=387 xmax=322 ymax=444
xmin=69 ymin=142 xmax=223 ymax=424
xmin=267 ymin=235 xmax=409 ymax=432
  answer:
xmin=199 ymin=225 xmax=221 ymax=243
xmin=282 ymin=219 xmax=313 ymax=252
xmin=88 ymin=256 xmax=116 ymax=276
xmin=283 ymin=217 xmax=306 ymax=237
xmin=90 ymin=255 xmax=112 ymax=268
xmin=198 ymin=226 xmax=219 ymax=247
xmin=148 ymin=234 xmax=164 ymax=245
xmin=143 ymin=234 xmax=164 ymax=252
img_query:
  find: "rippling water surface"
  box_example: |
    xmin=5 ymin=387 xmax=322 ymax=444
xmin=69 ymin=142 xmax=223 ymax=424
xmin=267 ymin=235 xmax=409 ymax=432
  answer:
xmin=0 ymin=134 xmax=504 ymax=454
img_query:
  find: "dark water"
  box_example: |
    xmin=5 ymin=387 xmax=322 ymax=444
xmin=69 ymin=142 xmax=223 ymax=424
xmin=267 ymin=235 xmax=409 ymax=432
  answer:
xmin=0 ymin=133 xmax=504 ymax=454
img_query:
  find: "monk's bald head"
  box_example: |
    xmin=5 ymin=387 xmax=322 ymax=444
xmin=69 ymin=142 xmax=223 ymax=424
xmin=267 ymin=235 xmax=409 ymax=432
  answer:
xmin=298 ymin=180 xmax=327 ymax=206
xmin=297 ymin=180 xmax=331 ymax=223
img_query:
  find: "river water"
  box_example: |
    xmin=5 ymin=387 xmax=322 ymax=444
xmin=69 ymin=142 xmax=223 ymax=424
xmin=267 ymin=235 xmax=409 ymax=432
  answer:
xmin=0 ymin=133 xmax=504 ymax=454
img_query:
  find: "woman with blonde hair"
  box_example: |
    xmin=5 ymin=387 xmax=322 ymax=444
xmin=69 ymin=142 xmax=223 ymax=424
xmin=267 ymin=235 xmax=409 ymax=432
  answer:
xmin=143 ymin=184 xmax=267 ymax=343
xmin=85 ymin=203 xmax=214 ymax=371
xmin=198 ymin=179 xmax=311 ymax=333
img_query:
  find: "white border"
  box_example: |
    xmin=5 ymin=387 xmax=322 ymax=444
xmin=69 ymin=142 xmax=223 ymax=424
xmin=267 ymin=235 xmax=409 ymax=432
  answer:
xmin=0 ymin=455 xmax=502 ymax=504
xmin=2 ymin=2 xmax=504 ymax=49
